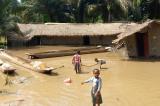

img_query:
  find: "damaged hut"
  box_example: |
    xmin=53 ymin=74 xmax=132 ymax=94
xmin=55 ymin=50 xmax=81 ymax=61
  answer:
xmin=113 ymin=20 xmax=160 ymax=58
xmin=7 ymin=23 xmax=131 ymax=48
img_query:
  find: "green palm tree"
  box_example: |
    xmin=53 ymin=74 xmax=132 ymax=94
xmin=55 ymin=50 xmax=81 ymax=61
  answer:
xmin=0 ymin=0 xmax=16 ymax=48
xmin=127 ymin=0 xmax=159 ymax=21
xmin=146 ymin=0 xmax=160 ymax=19
xmin=76 ymin=0 xmax=129 ymax=23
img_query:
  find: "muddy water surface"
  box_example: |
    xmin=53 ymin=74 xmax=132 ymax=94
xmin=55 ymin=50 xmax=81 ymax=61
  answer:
xmin=0 ymin=46 xmax=160 ymax=106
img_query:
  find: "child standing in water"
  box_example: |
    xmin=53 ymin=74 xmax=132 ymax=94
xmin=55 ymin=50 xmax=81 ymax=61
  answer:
xmin=72 ymin=51 xmax=81 ymax=73
xmin=95 ymin=58 xmax=106 ymax=69
xmin=81 ymin=69 xmax=102 ymax=106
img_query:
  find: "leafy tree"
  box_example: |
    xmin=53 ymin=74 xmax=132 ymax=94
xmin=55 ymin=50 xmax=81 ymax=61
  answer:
xmin=0 ymin=0 xmax=20 ymax=48
xmin=31 ymin=0 xmax=75 ymax=22
xmin=141 ymin=0 xmax=160 ymax=19
xmin=77 ymin=0 xmax=128 ymax=23
xmin=0 ymin=0 xmax=18 ymax=35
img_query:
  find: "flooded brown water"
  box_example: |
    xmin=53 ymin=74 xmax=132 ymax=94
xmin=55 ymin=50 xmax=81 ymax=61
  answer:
xmin=0 ymin=46 xmax=160 ymax=106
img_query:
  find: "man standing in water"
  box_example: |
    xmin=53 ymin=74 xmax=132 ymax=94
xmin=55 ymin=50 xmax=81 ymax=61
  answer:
xmin=72 ymin=51 xmax=81 ymax=74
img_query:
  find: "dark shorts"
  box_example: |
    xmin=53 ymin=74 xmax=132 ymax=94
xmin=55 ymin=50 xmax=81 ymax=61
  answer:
xmin=91 ymin=92 xmax=103 ymax=105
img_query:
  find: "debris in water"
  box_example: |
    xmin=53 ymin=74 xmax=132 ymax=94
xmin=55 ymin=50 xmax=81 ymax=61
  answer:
xmin=64 ymin=77 xmax=72 ymax=83
xmin=0 ymin=89 xmax=17 ymax=95
xmin=12 ymin=76 xmax=32 ymax=84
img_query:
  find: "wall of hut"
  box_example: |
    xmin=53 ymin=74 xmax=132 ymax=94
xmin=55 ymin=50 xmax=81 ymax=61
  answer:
xmin=125 ymin=35 xmax=137 ymax=57
xmin=40 ymin=36 xmax=83 ymax=45
xmin=148 ymin=23 xmax=160 ymax=57
xmin=26 ymin=36 xmax=41 ymax=46
xmin=7 ymin=39 xmax=26 ymax=48
xmin=7 ymin=36 xmax=41 ymax=48
xmin=29 ymin=35 xmax=116 ymax=46
xmin=7 ymin=35 xmax=117 ymax=48
xmin=89 ymin=35 xmax=117 ymax=45
xmin=125 ymin=22 xmax=160 ymax=58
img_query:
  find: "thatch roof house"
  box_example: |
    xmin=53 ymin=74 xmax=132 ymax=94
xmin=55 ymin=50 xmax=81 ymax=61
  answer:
xmin=7 ymin=22 xmax=135 ymax=48
xmin=113 ymin=20 xmax=160 ymax=58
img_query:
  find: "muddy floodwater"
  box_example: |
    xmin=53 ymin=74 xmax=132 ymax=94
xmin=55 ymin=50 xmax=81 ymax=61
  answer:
xmin=0 ymin=46 xmax=160 ymax=106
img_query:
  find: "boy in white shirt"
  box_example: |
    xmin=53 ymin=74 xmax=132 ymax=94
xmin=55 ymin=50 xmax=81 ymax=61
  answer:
xmin=81 ymin=69 xmax=102 ymax=106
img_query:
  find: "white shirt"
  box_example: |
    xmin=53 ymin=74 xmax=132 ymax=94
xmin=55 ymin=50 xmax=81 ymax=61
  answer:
xmin=84 ymin=76 xmax=102 ymax=94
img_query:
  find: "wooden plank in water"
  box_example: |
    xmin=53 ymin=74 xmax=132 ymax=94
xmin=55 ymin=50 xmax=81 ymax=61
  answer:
xmin=0 ymin=51 xmax=53 ymax=74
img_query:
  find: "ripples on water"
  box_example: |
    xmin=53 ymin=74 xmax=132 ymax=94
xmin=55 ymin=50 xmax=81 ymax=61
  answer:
xmin=0 ymin=46 xmax=160 ymax=106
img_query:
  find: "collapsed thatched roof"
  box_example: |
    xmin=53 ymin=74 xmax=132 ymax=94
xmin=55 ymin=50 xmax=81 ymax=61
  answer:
xmin=7 ymin=31 xmax=25 ymax=40
xmin=17 ymin=22 xmax=136 ymax=39
xmin=112 ymin=20 xmax=160 ymax=43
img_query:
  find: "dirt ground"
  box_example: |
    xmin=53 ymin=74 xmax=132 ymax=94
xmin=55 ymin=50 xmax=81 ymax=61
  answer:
xmin=0 ymin=46 xmax=160 ymax=106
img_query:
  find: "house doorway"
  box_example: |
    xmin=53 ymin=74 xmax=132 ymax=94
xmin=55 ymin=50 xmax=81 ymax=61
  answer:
xmin=83 ymin=36 xmax=90 ymax=45
xmin=136 ymin=33 xmax=149 ymax=57
xmin=27 ymin=36 xmax=41 ymax=46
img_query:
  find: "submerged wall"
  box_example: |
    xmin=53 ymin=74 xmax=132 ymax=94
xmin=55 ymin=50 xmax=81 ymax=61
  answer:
xmin=26 ymin=35 xmax=116 ymax=46
xmin=7 ymin=35 xmax=117 ymax=48
xmin=125 ymin=35 xmax=137 ymax=57
xmin=148 ymin=23 xmax=160 ymax=57
xmin=90 ymin=36 xmax=116 ymax=45
xmin=40 ymin=36 xmax=83 ymax=45
xmin=7 ymin=40 xmax=25 ymax=48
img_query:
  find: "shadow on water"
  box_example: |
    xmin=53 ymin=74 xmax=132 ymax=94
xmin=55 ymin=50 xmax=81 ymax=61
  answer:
xmin=100 ymin=67 xmax=108 ymax=70
xmin=43 ymin=72 xmax=59 ymax=76
xmin=79 ymin=71 xmax=89 ymax=74
xmin=5 ymin=72 xmax=19 ymax=77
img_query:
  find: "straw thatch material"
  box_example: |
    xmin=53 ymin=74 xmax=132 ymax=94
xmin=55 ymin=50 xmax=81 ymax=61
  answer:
xmin=17 ymin=23 xmax=136 ymax=40
xmin=112 ymin=20 xmax=160 ymax=43
xmin=7 ymin=32 xmax=24 ymax=40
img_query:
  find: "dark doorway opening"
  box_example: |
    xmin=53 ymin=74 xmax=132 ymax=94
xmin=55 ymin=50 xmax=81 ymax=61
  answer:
xmin=136 ymin=33 xmax=149 ymax=57
xmin=27 ymin=36 xmax=41 ymax=46
xmin=83 ymin=36 xmax=90 ymax=45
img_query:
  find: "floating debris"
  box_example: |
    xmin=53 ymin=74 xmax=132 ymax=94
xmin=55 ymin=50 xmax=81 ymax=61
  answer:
xmin=0 ymin=89 xmax=17 ymax=95
xmin=64 ymin=77 xmax=72 ymax=83
xmin=1 ymin=99 xmax=25 ymax=106
xmin=12 ymin=76 xmax=32 ymax=84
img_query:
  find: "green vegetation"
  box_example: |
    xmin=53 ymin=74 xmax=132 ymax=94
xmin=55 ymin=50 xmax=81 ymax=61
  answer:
xmin=0 ymin=0 xmax=160 ymax=37
xmin=0 ymin=36 xmax=7 ymax=49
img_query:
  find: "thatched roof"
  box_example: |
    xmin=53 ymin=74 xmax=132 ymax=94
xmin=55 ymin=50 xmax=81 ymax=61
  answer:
xmin=112 ymin=20 xmax=160 ymax=43
xmin=7 ymin=32 xmax=25 ymax=40
xmin=17 ymin=23 xmax=136 ymax=39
